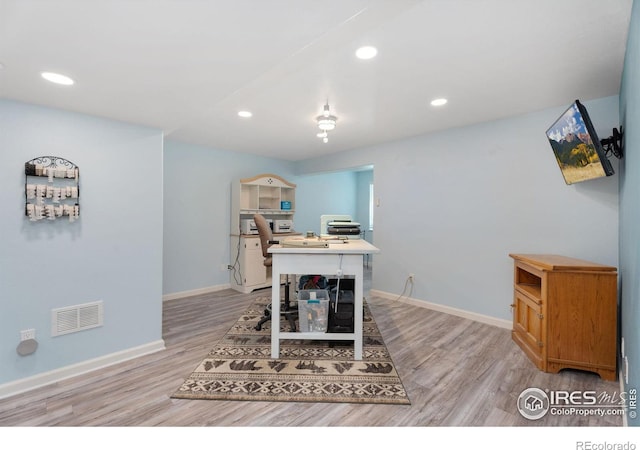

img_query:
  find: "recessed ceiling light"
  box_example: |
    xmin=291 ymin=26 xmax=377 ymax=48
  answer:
xmin=41 ymin=72 xmax=74 ymax=86
xmin=238 ymin=111 xmax=252 ymax=118
xmin=355 ymin=46 xmax=378 ymax=60
xmin=430 ymin=98 xmax=448 ymax=106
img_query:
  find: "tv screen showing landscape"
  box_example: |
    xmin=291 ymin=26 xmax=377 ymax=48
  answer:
xmin=545 ymin=100 xmax=613 ymax=185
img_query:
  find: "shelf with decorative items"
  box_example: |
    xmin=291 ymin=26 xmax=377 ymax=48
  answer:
xmin=24 ymin=156 xmax=80 ymax=222
xmin=232 ymin=173 xmax=296 ymax=234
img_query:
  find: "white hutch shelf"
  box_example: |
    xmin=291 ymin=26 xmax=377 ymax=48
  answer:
xmin=229 ymin=174 xmax=297 ymax=293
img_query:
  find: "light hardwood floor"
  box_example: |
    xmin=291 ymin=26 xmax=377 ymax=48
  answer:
xmin=0 ymin=270 xmax=623 ymax=426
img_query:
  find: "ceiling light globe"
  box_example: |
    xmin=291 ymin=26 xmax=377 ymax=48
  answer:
xmin=41 ymin=72 xmax=74 ymax=85
xmin=430 ymin=98 xmax=448 ymax=106
xmin=356 ymin=46 xmax=378 ymax=60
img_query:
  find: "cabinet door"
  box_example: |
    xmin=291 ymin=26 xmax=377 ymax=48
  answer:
xmin=513 ymin=291 xmax=544 ymax=368
xmin=242 ymin=238 xmax=267 ymax=287
xmin=546 ymin=272 xmax=617 ymax=369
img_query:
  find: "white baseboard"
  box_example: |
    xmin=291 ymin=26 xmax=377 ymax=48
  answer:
xmin=0 ymin=339 xmax=165 ymax=400
xmin=369 ymin=289 xmax=512 ymax=330
xmin=162 ymin=283 xmax=231 ymax=301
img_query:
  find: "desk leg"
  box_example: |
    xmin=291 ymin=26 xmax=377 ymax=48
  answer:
xmin=354 ymin=256 xmax=364 ymax=360
xmin=271 ymin=265 xmax=281 ymax=359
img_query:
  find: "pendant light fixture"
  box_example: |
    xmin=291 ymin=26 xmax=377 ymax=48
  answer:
xmin=316 ymin=103 xmax=337 ymax=143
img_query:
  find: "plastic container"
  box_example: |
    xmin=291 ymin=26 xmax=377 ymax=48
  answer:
xmin=297 ymin=289 xmax=330 ymax=332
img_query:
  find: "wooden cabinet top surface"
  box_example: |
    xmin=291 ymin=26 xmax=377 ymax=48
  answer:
xmin=509 ymin=253 xmax=617 ymax=272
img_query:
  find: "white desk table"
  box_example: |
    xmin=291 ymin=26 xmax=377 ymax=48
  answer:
xmin=269 ymin=239 xmax=380 ymax=360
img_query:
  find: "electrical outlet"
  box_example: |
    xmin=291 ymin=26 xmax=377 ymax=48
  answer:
xmin=20 ymin=329 xmax=35 ymax=341
xmin=408 ymin=273 xmax=414 ymax=282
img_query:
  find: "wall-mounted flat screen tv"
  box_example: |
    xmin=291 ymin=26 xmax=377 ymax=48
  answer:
xmin=545 ymin=100 xmax=614 ymax=185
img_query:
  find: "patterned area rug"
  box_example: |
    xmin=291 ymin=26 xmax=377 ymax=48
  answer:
xmin=172 ymin=297 xmax=410 ymax=404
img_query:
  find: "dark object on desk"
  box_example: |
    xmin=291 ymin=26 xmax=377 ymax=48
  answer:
xmin=253 ymin=213 xmax=297 ymax=332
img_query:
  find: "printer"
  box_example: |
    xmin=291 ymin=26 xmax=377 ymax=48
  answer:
xmin=274 ymin=219 xmax=293 ymax=233
xmin=242 ymin=218 xmax=277 ymax=234
xmin=327 ymin=220 xmax=361 ymax=237
xmin=240 ymin=219 xmax=259 ymax=235
xmin=320 ymin=214 xmax=361 ymax=239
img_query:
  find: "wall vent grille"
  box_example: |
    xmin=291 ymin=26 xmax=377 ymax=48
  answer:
xmin=52 ymin=301 xmax=103 ymax=337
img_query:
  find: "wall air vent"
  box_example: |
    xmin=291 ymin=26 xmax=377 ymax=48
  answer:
xmin=51 ymin=301 xmax=103 ymax=337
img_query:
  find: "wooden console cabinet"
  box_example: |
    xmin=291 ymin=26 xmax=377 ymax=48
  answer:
xmin=509 ymin=254 xmax=617 ymax=381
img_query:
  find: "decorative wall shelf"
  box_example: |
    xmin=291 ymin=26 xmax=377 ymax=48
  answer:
xmin=24 ymin=156 xmax=80 ymax=222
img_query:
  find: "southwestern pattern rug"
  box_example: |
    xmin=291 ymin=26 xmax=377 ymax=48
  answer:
xmin=171 ymin=296 xmax=410 ymax=405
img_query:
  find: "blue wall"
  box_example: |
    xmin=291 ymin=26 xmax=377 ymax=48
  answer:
xmin=162 ymin=140 xmax=295 ymax=295
xmin=162 ymin=139 xmax=362 ymax=296
xmin=0 ymin=100 xmax=164 ymax=385
xmin=293 ymin=170 xmax=358 ymax=236
xmin=619 ymin=0 xmax=639 ymax=427
xmin=297 ymin=97 xmax=620 ymax=322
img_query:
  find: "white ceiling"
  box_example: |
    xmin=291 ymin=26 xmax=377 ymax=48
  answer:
xmin=0 ymin=0 xmax=633 ymax=161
